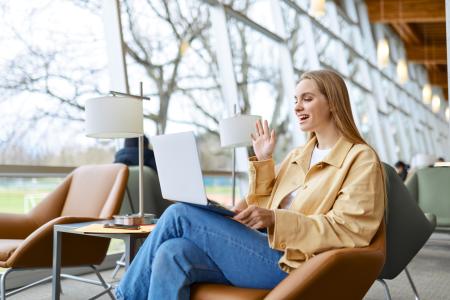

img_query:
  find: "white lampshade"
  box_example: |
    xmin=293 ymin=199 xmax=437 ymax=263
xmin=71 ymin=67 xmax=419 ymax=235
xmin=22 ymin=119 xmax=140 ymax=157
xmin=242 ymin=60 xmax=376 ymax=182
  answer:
xmin=431 ymin=95 xmax=441 ymax=113
xmin=310 ymin=0 xmax=326 ymax=17
xmin=396 ymin=59 xmax=408 ymax=84
xmin=377 ymin=38 xmax=389 ymax=68
xmin=422 ymin=83 xmax=432 ymax=105
xmin=85 ymin=96 xmax=143 ymax=138
xmin=219 ymin=114 xmax=260 ymax=148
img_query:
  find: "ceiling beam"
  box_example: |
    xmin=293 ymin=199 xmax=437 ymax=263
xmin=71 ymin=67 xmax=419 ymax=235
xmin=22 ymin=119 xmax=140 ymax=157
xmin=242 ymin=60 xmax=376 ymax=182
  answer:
xmin=428 ymin=68 xmax=448 ymax=88
xmin=366 ymin=0 xmax=445 ymax=23
xmin=391 ymin=23 xmax=421 ymax=44
xmin=406 ymin=45 xmax=447 ymax=64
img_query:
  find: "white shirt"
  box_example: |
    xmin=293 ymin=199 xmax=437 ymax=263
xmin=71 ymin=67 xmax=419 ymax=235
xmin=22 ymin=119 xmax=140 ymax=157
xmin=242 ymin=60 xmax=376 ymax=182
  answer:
xmin=309 ymin=145 xmax=331 ymax=168
xmin=279 ymin=145 xmax=331 ymax=209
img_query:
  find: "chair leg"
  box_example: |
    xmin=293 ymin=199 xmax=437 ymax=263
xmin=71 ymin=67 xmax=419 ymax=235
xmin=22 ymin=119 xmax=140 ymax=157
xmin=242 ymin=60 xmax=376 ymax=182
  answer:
xmin=404 ymin=267 xmax=420 ymax=300
xmin=89 ymin=265 xmax=115 ymax=300
xmin=0 ymin=269 xmax=12 ymax=300
xmin=111 ymin=253 xmax=126 ymax=279
xmin=377 ymin=279 xmax=392 ymax=300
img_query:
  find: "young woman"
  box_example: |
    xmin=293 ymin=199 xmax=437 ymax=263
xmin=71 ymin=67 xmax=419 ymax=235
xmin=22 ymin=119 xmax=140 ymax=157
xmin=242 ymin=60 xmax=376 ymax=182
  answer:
xmin=115 ymin=70 xmax=385 ymax=300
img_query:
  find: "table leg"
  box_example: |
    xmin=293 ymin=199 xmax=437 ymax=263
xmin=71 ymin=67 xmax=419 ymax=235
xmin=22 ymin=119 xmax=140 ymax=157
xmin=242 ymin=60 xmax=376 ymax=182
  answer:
xmin=124 ymin=237 xmax=138 ymax=270
xmin=52 ymin=229 xmax=62 ymax=300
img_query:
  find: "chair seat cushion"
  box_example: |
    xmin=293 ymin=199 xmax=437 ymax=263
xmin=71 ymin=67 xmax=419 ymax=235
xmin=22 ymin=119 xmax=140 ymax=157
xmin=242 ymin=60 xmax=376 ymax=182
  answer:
xmin=191 ymin=283 xmax=269 ymax=300
xmin=0 ymin=239 xmax=23 ymax=264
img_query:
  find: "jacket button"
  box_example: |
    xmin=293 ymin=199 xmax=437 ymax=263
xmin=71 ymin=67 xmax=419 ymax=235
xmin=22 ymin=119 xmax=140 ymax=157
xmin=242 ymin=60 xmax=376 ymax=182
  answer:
xmin=280 ymin=242 xmax=286 ymax=249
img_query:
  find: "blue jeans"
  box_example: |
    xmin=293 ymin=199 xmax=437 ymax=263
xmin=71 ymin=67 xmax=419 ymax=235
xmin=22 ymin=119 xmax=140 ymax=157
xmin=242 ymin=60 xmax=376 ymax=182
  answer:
xmin=116 ymin=203 xmax=287 ymax=300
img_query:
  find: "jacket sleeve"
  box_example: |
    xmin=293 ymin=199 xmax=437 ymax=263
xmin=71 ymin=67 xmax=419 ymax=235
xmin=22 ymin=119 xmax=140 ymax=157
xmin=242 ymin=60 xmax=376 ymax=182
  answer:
xmin=245 ymin=157 xmax=276 ymax=208
xmin=246 ymin=150 xmax=296 ymax=208
xmin=268 ymin=151 xmax=385 ymax=261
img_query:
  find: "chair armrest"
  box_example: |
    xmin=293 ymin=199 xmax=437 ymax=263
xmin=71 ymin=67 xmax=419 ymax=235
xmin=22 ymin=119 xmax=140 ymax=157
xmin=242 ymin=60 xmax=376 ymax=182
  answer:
xmin=0 ymin=213 xmax=38 ymax=239
xmin=265 ymin=246 xmax=385 ymax=300
xmin=5 ymin=216 xmax=108 ymax=268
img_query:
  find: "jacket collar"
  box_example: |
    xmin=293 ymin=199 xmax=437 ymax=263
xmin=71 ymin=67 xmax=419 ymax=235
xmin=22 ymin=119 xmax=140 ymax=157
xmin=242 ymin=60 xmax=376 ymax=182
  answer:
xmin=292 ymin=135 xmax=354 ymax=171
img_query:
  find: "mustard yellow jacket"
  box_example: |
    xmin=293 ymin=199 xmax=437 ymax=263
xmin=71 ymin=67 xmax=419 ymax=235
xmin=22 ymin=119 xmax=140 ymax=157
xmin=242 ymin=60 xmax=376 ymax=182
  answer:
xmin=246 ymin=136 xmax=385 ymax=273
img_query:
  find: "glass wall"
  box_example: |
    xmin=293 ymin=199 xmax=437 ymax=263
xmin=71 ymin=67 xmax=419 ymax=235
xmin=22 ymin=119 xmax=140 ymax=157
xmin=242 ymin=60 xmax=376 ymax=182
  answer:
xmin=0 ymin=0 xmax=449 ymax=198
xmin=0 ymin=0 xmax=113 ymax=166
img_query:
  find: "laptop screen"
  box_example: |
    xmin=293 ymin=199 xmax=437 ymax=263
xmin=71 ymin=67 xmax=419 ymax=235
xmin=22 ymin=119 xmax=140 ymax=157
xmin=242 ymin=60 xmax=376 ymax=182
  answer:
xmin=151 ymin=132 xmax=208 ymax=205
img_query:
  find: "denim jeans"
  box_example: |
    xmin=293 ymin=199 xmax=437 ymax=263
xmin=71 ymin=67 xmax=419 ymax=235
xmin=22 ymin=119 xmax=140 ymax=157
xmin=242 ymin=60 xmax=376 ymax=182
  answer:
xmin=116 ymin=203 xmax=287 ymax=300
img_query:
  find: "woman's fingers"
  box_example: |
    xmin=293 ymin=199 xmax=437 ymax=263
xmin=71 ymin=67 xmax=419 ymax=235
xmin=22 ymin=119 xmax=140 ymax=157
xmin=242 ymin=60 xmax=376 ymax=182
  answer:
xmin=255 ymin=120 xmax=262 ymax=136
xmin=255 ymin=119 xmax=273 ymax=138
xmin=233 ymin=205 xmax=254 ymax=222
xmin=263 ymin=120 xmax=270 ymax=136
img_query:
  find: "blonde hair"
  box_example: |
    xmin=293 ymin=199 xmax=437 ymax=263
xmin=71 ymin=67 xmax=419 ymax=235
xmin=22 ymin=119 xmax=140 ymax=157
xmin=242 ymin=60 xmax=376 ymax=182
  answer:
xmin=300 ymin=70 xmax=387 ymax=212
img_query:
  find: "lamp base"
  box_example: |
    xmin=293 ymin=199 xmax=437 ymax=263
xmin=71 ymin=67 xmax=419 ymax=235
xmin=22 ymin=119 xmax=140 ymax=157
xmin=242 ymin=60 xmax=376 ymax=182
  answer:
xmin=113 ymin=213 xmax=156 ymax=225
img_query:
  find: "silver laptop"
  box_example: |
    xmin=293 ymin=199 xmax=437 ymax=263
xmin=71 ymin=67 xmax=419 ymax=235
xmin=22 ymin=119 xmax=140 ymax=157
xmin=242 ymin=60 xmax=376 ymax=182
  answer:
xmin=151 ymin=131 xmax=235 ymax=217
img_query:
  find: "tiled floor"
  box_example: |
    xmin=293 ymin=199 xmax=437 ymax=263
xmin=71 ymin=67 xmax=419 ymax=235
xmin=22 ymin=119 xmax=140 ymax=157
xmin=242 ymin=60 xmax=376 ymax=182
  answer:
xmin=5 ymin=232 xmax=450 ymax=299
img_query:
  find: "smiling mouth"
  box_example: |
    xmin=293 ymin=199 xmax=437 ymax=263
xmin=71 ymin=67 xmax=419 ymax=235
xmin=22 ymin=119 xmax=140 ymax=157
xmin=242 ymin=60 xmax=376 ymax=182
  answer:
xmin=298 ymin=114 xmax=310 ymax=122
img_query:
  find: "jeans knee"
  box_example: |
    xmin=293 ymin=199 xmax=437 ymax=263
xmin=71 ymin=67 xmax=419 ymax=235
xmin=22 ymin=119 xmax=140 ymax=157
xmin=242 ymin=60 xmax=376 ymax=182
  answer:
xmin=153 ymin=238 xmax=193 ymax=270
xmin=160 ymin=203 xmax=185 ymax=219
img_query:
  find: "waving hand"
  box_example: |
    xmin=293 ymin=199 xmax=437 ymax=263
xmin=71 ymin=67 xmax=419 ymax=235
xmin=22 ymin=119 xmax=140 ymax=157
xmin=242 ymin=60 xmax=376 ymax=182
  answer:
xmin=251 ymin=119 xmax=276 ymax=161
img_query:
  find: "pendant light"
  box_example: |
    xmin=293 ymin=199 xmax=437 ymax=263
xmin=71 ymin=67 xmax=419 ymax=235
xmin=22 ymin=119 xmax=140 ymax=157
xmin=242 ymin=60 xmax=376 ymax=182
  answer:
xmin=377 ymin=38 xmax=390 ymax=68
xmin=445 ymin=107 xmax=449 ymax=121
xmin=310 ymin=0 xmax=326 ymax=17
xmin=431 ymin=95 xmax=441 ymax=113
xmin=422 ymin=83 xmax=432 ymax=104
xmin=376 ymin=0 xmax=389 ymax=68
xmin=397 ymin=58 xmax=408 ymax=84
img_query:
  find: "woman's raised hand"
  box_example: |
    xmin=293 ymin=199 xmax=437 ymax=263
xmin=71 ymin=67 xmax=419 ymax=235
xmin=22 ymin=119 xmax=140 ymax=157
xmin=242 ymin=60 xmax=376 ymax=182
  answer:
xmin=251 ymin=119 xmax=276 ymax=161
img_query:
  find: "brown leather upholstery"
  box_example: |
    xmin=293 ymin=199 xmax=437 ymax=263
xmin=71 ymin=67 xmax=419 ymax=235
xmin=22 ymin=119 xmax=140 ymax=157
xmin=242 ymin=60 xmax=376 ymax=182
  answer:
xmin=0 ymin=164 xmax=128 ymax=268
xmin=191 ymin=222 xmax=386 ymax=300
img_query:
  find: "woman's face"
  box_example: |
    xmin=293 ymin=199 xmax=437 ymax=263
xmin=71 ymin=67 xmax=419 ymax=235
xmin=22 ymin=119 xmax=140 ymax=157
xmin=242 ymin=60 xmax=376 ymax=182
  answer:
xmin=294 ymin=79 xmax=333 ymax=133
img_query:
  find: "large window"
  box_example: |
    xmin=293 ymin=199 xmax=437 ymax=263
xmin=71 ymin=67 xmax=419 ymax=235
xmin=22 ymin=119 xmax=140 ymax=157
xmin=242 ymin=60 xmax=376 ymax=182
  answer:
xmin=0 ymin=0 xmax=113 ymax=166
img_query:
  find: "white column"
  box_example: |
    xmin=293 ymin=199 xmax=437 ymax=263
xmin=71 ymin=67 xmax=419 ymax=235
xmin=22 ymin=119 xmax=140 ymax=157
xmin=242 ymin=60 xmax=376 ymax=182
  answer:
xmin=299 ymin=16 xmax=320 ymax=69
xmin=366 ymin=97 xmax=390 ymax=162
xmin=327 ymin=2 xmax=349 ymax=76
xmin=394 ymin=111 xmax=412 ymax=161
xmin=101 ymin=0 xmax=129 ymax=93
xmin=210 ymin=5 xmax=240 ymax=114
xmin=209 ymin=4 xmax=249 ymax=200
xmin=446 ymin=0 xmax=450 ymax=158
xmin=270 ymin=0 xmax=305 ymax=147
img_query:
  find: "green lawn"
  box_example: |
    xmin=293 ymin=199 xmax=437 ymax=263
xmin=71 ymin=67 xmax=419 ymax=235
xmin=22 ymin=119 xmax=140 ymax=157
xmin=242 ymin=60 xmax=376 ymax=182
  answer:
xmin=0 ymin=188 xmax=53 ymax=214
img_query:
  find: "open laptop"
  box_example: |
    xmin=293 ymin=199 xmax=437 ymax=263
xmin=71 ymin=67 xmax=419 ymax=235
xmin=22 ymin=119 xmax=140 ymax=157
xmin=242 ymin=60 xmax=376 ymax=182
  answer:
xmin=151 ymin=131 xmax=235 ymax=217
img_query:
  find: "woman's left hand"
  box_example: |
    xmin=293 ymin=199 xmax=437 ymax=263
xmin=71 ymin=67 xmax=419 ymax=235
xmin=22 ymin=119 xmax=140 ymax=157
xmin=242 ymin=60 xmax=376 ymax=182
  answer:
xmin=233 ymin=205 xmax=275 ymax=230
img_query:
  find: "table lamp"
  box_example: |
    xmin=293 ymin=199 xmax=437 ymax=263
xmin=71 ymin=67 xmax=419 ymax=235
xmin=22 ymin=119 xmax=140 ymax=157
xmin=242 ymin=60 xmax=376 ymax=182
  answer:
xmin=85 ymin=84 xmax=154 ymax=225
xmin=219 ymin=113 xmax=260 ymax=206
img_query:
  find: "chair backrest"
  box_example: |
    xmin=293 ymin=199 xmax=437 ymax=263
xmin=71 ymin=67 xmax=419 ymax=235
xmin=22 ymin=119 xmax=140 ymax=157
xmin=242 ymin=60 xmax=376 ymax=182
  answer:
xmin=406 ymin=167 xmax=450 ymax=226
xmin=60 ymin=164 xmax=129 ymax=218
xmin=120 ymin=166 xmax=172 ymax=217
xmin=379 ymin=163 xmax=434 ymax=279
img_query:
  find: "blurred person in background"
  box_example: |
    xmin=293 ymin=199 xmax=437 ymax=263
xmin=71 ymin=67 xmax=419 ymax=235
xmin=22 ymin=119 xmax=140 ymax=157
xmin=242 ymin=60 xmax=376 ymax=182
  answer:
xmin=394 ymin=160 xmax=409 ymax=181
xmin=114 ymin=135 xmax=157 ymax=173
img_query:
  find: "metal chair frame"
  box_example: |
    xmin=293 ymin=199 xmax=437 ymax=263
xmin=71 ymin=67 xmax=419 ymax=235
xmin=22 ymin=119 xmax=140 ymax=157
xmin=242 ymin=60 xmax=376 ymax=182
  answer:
xmin=377 ymin=266 xmax=420 ymax=300
xmin=0 ymin=265 xmax=113 ymax=300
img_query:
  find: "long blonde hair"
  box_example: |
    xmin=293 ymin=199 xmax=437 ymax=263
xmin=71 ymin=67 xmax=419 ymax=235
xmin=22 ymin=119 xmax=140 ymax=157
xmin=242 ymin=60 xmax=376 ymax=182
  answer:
xmin=300 ymin=70 xmax=387 ymax=211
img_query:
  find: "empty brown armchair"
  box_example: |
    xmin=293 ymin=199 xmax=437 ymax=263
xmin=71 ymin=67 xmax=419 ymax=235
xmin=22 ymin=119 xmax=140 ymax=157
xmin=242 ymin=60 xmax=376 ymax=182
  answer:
xmin=0 ymin=164 xmax=128 ymax=299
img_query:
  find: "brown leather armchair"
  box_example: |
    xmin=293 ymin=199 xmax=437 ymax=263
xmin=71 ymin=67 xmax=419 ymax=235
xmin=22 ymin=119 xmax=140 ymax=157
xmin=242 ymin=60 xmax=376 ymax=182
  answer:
xmin=0 ymin=164 xmax=128 ymax=299
xmin=191 ymin=220 xmax=385 ymax=300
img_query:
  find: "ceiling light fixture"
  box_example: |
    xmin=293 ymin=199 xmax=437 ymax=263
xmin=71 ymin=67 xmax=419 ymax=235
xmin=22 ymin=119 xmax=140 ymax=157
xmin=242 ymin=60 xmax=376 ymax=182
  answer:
xmin=310 ymin=0 xmax=326 ymax=17
xmin=397 ymin=58 xmax=408 ymax=84
xmin=422 ymin=83 xmax=432 ymax=105
xmin=431 ymin=94 xmax=441 ymax=113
